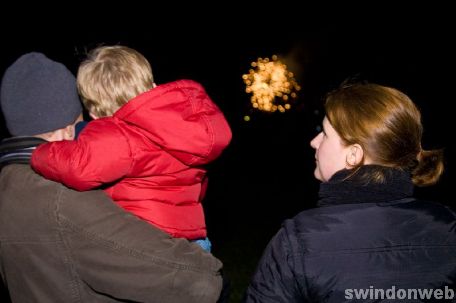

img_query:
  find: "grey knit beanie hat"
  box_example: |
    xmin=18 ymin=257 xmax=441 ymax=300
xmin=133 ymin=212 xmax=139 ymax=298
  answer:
xmin=1 ymin=52 xmax=82 ymax=136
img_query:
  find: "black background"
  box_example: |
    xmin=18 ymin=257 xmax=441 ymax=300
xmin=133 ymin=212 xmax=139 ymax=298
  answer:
xmin=1 ymin=6 xmax=454 ymax=300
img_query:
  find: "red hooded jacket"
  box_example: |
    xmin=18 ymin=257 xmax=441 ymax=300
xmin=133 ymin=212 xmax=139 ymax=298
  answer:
xmin=31 ymin=80 xmax=232 ymax=239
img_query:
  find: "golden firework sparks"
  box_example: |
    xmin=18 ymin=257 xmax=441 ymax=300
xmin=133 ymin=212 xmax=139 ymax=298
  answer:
xmin=243 ymin=55 xmax=300 ymax=113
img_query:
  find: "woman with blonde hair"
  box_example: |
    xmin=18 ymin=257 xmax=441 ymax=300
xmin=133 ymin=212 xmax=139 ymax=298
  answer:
xmin=245 ymin=82 xmax=455 ymax=302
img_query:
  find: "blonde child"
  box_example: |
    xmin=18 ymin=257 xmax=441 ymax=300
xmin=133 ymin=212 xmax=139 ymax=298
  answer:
xmin=31 ymin=45 xmax=232 ymax=250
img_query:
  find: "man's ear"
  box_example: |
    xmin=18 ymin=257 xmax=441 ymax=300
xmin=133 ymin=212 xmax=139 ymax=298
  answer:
xmin=63 ymin=124 xmax=75 ymax=140
xmin=89 ymin=112 xmax=98 ymax=120
xmin=346 ymin=144 xmax=364 ymax=167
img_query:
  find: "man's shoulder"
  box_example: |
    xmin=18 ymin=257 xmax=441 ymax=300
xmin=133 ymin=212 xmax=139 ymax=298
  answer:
xmin=1 ymin=163 xmax=110 ymax=204
xmin=0 ymin=164 xmax=164 ymax=248
xmin=1 ymin=163 xmax=57 ymax=190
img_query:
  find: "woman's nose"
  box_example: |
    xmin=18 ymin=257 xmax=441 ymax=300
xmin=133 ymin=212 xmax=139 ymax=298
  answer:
xmin=310 ymin=132 xmax=322 ymax=149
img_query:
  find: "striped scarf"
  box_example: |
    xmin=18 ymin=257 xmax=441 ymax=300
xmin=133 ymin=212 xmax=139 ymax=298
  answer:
xmin=0 ymin=137 xmax=46 ymax=170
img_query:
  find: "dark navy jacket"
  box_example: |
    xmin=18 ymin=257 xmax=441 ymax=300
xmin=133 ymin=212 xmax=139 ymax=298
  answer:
xmin=245 ymin=166 xmax=456 ymax=302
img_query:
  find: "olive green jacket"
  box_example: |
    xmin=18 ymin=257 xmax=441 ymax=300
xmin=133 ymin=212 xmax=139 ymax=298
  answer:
xmin=0 ymin=164 xmax=222 ymax=302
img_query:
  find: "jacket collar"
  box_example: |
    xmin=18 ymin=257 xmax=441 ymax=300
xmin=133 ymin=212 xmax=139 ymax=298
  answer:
xmin=318 ymin=165 xmax=414 ymax=207
xmin=0 ymin=137 xmax=46 ymax=169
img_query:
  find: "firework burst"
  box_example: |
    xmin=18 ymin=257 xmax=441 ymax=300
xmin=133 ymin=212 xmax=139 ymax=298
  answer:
xmin=243 ymin=55 xmax=300 ymax=113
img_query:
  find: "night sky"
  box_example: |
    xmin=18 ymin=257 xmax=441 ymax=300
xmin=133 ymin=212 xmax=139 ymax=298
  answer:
xmin=1 ymin=7 xmax=454 ymax=238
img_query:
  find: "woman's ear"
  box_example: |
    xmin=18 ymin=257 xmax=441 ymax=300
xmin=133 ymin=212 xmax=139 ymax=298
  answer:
xmin=346 ymin=144 xmax=365 ymax=167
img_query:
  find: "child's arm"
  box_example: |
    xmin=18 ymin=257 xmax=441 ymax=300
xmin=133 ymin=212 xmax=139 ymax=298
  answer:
xmin=31 ymin=119 xmax=132 ymax=191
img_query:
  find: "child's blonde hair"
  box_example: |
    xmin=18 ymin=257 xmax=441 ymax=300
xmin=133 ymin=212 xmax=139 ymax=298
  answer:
xmin=77 ymin=45 xmax=154 ymax=117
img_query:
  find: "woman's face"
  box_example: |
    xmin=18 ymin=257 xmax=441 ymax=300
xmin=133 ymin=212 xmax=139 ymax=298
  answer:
xmin=310 ymin=116 xmax=351 ymax=182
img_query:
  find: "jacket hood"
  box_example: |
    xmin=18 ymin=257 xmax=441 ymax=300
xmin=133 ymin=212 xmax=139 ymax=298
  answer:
xmin=114 ymin=80 xmax=231 ymax=166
